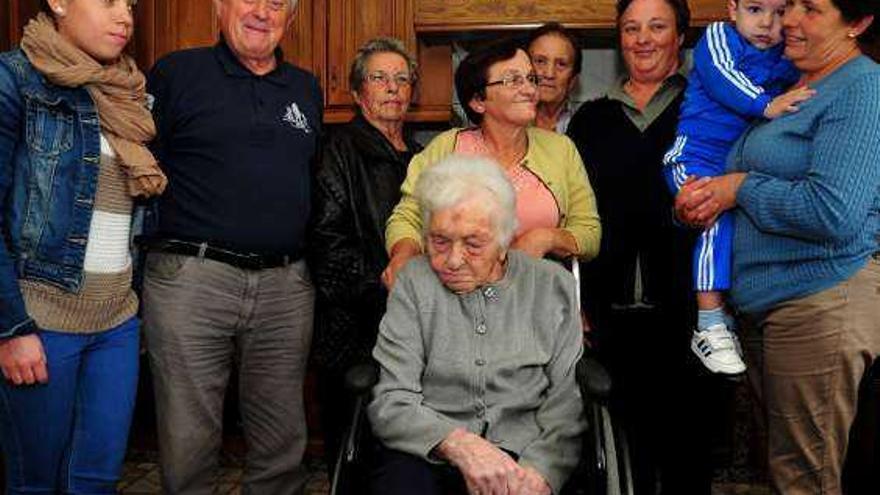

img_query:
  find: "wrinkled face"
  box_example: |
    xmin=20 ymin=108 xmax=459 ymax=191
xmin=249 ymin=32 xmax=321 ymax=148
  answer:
xmin=729 ymin=0 xmax=787 ymax=49
xmin=619 ymin=0 xmax=683 ymax=84
xmin=782 ymin=0 xmax=866 ymax=73
xmin=529 ymin=33 xmax=578 ymax=107
xmin=216 ymin=0 xmax=291 ymax=66
xmin=353 ymin=52 xmax=413 ymax=126
xmin=471 ymin=49 xmax=538 ymax=127
xmin=53 ymin=0 xmax=134 ymax=63
xmin=427 ymin=197 xmax=506 ymax=294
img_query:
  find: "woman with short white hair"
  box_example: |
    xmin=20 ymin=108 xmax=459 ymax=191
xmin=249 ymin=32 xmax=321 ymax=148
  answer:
xmin=368 ymin=155 xmax=587 ymax=495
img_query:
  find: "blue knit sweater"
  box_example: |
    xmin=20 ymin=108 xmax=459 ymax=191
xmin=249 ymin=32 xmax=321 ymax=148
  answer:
xmin=728 ymin=56 xmax=880 ymax=314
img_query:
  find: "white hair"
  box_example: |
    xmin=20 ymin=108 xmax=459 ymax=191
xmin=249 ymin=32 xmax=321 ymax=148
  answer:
xmin=216 ymin=0 xmax=299 ymax=13
xmin=414 ymin=154 xmax=518 ymax=249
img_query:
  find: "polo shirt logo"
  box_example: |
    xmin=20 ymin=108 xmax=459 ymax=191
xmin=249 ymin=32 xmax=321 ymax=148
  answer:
xmin=282 ymin=102 xmax=312 ymax=134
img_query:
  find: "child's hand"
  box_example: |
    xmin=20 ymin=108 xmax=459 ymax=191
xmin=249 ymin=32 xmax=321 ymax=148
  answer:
xmin=764 ymin=86 xmax=816 ymax=119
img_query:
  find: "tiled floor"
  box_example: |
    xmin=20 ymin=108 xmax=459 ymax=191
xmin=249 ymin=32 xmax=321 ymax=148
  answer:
xmin=117 ymin=456 xmax=769 ymax=494
xmin=117 ymin=455 xmax=330 ymax=494
xmin=117 ymin=373 xmax=770 ymax=494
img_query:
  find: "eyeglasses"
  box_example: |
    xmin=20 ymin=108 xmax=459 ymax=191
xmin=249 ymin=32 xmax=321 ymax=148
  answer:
xmin=366 ymin=71 xmax=415 ymax=87
xmin=484 ymin=72 xmax=541 ymax=90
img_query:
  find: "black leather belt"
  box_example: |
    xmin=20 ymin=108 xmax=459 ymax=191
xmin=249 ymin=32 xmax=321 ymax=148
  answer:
xmin=139 ymin=237 xmax=300 ymax=270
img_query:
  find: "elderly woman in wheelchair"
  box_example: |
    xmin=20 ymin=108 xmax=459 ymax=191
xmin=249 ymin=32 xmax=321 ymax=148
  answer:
xmin=367 ymin=154 xmax=586 ymax=495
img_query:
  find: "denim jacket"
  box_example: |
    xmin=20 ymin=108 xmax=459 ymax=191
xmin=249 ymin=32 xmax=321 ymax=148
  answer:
xmin=0 ymin=49 xmax=109 ymax=338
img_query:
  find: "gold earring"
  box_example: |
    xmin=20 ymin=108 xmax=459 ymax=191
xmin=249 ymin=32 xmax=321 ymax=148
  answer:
xmin=847 ymin=32 xmax=857 ymax=38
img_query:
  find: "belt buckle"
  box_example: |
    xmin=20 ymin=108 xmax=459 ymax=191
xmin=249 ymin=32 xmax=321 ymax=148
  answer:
xmin=235 ymin=252 xmax=261 ymax=271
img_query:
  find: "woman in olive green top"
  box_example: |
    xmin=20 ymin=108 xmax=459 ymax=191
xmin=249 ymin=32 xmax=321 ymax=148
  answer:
xmin=382 ymin=38 xmax=600 ymax=287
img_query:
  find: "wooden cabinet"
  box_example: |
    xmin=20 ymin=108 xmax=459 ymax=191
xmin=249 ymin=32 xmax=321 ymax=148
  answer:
xmin=1 ymin=0 xmax=317 ymax=88
xmin=319 ymin=0 xmax=452 ymax=122
xmin=2 ymin=0 xmax=740 ymax=123
xmin=414 ymin=0 xmax=726 ymax=31
xmin=323 ymin=0 xmax=408 ymax=109
xmin=0 ymin=0 xmax=10 ymax=53
xmin=148 ymin=0 xmax=319 ymax=77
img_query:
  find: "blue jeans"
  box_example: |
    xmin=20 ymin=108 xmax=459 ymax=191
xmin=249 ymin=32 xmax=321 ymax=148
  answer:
xmin=0 ymin=317 xmax=139 ymax=494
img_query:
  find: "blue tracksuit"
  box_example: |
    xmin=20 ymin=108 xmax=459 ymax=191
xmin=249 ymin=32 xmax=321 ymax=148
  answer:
xmin=664 ymin=22 xmax=798 ymax=292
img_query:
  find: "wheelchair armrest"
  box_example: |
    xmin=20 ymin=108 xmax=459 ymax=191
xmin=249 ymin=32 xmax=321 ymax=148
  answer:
xmin=344 ymin=362 xmax=379 ymax=395
xmin=576 ymin=355 xmax=612 ymax=401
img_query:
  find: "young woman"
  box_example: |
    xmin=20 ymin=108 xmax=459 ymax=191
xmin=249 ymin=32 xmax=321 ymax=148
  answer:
xmin=0 ymin=0 xmax=165 ymax=492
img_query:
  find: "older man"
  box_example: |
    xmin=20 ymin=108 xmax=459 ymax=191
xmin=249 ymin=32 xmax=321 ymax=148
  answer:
xmin=141 ymin=0 xmax=321 ymax=493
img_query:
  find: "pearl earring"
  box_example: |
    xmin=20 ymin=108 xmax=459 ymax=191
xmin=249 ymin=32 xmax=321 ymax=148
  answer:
xmin=847 ymin=32 xmax=857 ymax=38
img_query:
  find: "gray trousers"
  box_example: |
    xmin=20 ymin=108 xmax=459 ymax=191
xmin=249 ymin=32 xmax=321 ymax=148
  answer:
xmin=743 ymin=258 xmax=880 ymax=495
xmin=142 ymin=252 xmax=314 ymax=495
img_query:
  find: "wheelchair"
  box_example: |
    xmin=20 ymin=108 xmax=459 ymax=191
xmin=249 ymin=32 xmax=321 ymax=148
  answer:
xmin=329 ymin=260 xmax=633 ymax=495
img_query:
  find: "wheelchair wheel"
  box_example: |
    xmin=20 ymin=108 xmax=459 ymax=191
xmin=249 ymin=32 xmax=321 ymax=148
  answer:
xmin=330 ymin=394 xmax=370 ymax=495
xmin=585 ymin=401 xmax=634 ymax=495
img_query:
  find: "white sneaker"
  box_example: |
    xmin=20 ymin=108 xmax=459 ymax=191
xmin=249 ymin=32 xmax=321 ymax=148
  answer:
xmin=691 ymin=324 xmax=746 ymax=375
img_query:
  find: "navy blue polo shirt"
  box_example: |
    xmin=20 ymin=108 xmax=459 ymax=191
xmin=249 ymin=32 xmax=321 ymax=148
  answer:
xmin=147 ymin=39 xmax=322 ymax=255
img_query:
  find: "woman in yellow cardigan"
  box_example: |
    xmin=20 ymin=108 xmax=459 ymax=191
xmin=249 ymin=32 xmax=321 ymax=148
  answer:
xmin=383 ymin=38 xmax=600 ymax=286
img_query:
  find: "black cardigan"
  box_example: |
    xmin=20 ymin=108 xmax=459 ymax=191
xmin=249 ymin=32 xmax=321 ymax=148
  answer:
xmin=567 ymin=94 xmax=697 ymax=329
xmin=307 ymin=115 xmax=422 ymax=370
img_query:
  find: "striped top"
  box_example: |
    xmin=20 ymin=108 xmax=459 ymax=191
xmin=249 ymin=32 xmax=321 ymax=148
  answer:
xmin=20 ymin=135 xmax=137 ymax=333
xmin=669 ymin=22 xmax=798 ymax=173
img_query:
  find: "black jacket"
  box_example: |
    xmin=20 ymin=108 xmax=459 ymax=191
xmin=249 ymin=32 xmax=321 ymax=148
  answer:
xmin=567 ymin=95 xmax=697 ymax=330
xmin=307 ymin=115 xmax=422 ymax=370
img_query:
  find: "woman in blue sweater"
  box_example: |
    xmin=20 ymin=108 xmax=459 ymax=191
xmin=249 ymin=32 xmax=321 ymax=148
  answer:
xmin=676 ymin=0 xmax=880 ymax=491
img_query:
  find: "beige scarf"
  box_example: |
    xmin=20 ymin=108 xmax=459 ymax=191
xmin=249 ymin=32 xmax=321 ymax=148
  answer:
xmin=21 ymin=13 xmax=166 ymax=197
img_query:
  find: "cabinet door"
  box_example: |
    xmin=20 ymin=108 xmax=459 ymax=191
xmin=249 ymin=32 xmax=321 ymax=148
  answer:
xmin=3 ymin=0 xmax=154 ymax=70
xmin=151 ymin=0 xmax=317 ymax=74
xmin=0 ymin=0 xmax=10 ymax=52
xmin=687 ymin=0 xmax=728 ymax=26
xmin=323 ymin=0 xmax=451 ymax=122
xmin=414 ymin=0 xmax=725 ymax=30
xmin=0 ymin=0 xmax=319 ymax=111
xmin=325 ymin=0 xmax=406 ymax=110
xmin=6 ymin=0 xmax=44 ymax=47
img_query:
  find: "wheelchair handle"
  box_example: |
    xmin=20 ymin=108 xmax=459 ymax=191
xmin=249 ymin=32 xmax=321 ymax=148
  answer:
xmin=577 ymin=355 xmax=613 ymax=401
xmin=344 ymin=362 xmax=379 ymax=394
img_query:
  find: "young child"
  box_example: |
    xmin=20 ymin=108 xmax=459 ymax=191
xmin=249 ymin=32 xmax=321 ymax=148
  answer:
xmin=663 ymin=0 xmax=813 ymax=374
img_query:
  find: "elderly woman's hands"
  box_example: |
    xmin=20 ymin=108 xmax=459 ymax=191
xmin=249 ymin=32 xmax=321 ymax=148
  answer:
xmin=436 ymin=428 xmax=550 ymax=495
xmin=674 ymin=173 xmax=747 ymax=228
xmin=518 ymin=467 xmax=552 ymax=495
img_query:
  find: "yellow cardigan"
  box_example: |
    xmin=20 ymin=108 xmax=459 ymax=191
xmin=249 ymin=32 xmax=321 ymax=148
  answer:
xmin=385 ymin=127 xmax=601 ymax=259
